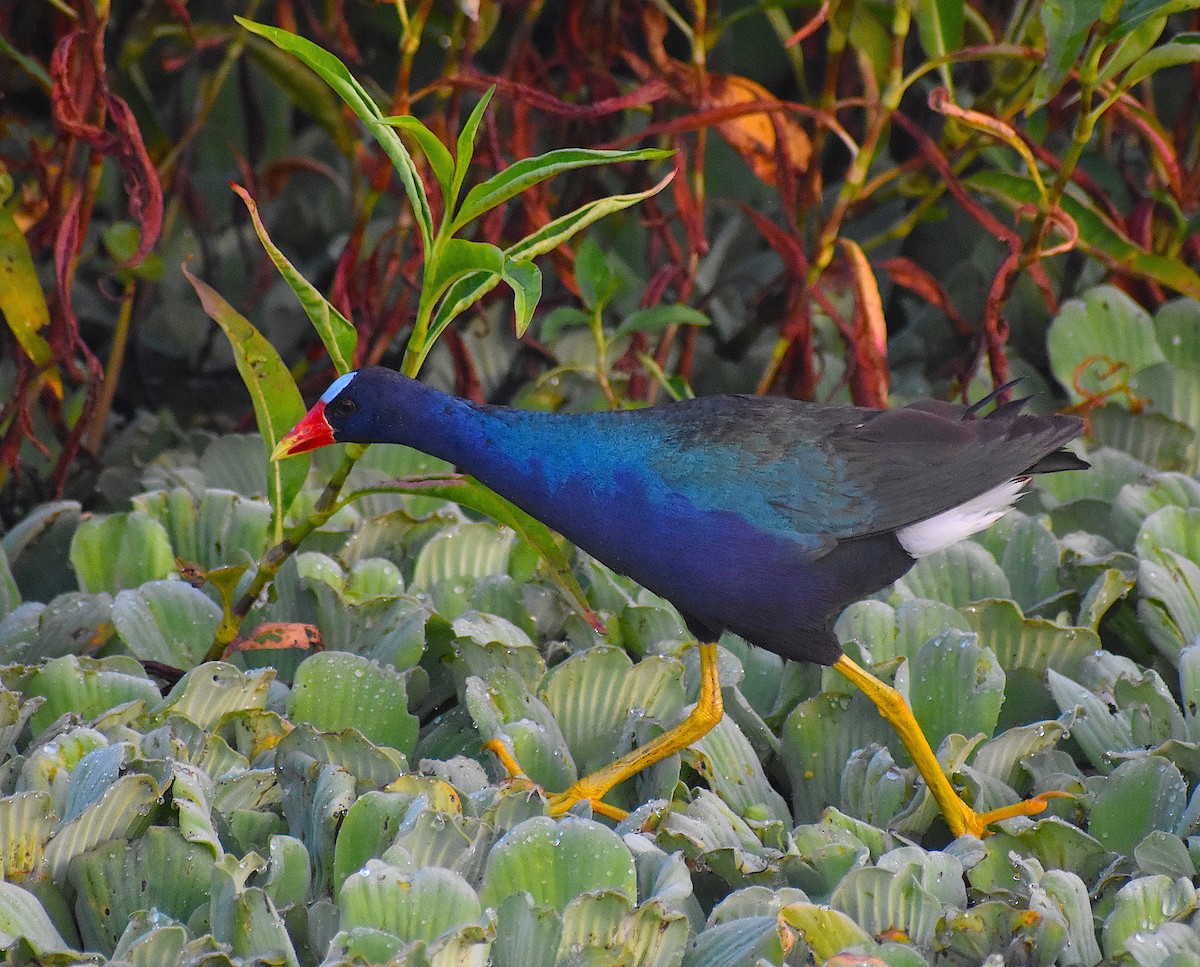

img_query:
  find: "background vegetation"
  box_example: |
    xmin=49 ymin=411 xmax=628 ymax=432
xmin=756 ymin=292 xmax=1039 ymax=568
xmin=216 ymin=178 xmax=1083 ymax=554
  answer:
xmin=3 ymin=1 xmax=1200 ymax=964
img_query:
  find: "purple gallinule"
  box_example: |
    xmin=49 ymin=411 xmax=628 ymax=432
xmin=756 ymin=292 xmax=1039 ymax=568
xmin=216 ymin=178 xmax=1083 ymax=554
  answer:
xmin=275 ymin=367 xmax=1087 ymax=836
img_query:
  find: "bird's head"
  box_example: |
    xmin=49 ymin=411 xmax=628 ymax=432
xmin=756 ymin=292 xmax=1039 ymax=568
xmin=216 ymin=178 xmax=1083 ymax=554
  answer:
xmin=273 ymin=371 xmax=362 ymax=463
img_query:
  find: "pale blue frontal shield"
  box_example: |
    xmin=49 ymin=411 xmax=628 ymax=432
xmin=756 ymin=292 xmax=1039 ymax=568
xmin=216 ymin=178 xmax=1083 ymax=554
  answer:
xmin=320 ymin=371 xmax=357 ymax=403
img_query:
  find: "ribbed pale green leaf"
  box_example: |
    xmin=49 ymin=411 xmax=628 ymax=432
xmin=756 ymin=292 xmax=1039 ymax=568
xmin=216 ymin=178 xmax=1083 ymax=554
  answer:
xmin=963 ymin=599 xmax=1097 ymax=676
xmin=288 ymin=652 xmax=417 ymax=757
xmin=893 ymin=542 xmax=1011 ymax=608
xmin=1 ymin=500 xmax=81 ymax=604
xmin=782 ymin=688 xmax=900 ymax=824
xmin=464 ymin=671 xmax=575 ymax=792
xmin=109 ymin=914 xmax=190 ymax=965
xmin=1078 ymin=568 xmax=1137 ymax=631
xmin=276 ymin=723 xmax=405 ymax=789
xmin=840 ymin=745 xmax=912 ymax=829
xmin=690 ymin=712 xmax=791 ymax=824
xmin=452 ymin=612 xmax=545 ymax=687
xmin=777 ymin=902 xmax=875 ymax=962
xmin=67 ymin=826 xmax=216 ymax=956
xmin=199 ymin=435 xmax=271 ymax=501
xmin=411 ymin=522 xmax=515 ymax=589
xmin=339 ymin=862 xmax=482 ymax=943
xmin=209 ymin=852 xmax=301 ymax=967
xmin=0 ymin=791 xmax=55 ymax=882
xmin=1136 ymin=549 xmax=1200 ymax=663
xmin=1135 ymin=362 xmax=1200 ymax=440
xmin=69 ymin=510 xmax=174 ymax=594
xmin=1134 ymin=830 xmax=1194 ymax=879
xmin=480 ymin=816 xmax=636 ymax=913
xmin=0 ymin=686 xmax=41 ymax=769
xmin=1089 ymin=405 xmax=1196 ymax=471
xmin=26 ymin=656 xmax=159 ymax=735
xmin=910 ymin=631 xmax=1005 ymax=749
xmin=1154 ymin=297 xmax=1200 ymax=368
xmin=542 ymin=645 xmax=684 ymax=775
xmin=1048 ymin=285 xmax=1166 ymax=404
xmin=157 ymin=662 xmax=273 ymax=730
xmin=44 ymin=772 xmax=164 ymax=882
xmin=134 ymin=487 xmax=272 ymax=570
xmin=1048 ymin=669 xmax=1136 ymax=773
xmin=681 ymin=915 xmax=788 ymax=967
xmin=1124 ymin=923 xmax=1200 ymax=965
xmin=1182 ymin=644 xmax=1200 ymax=741
xmin=331 ymin=791 xmax=420 ymax=897
xmin=0 ymin=881 xmax=70 ymax=955
xmin=112 ymin=580 xmax=221 ymax=667
xmin=390 ymin=804 xmax=484 ymax=879
xmin=969 ymin=720 xmax=1067 ymax=790
xmin=1102 ymin=874 xmax=1198 ymax=960
xmin=491 ymin=892 xmax=560 ymax=967
xmin=1089 ymin=756 xmax=1188 ymax=855
xmin=1035 ymin=869 xmax=1103 ymax=967
xmin=831 ymin=866 xmax=942 ymax=948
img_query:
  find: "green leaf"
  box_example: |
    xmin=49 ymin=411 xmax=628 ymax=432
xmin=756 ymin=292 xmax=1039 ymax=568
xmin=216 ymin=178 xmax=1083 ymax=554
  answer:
xmin=915 ymin=0 xmax=965 ymax=87
xmin=452 ymin=147 xmax=671 ymax=233
xmin=1089 ymin=756 xmax=1188 ymax=855
xmin=288 ymin=652 xmax=418 ymax=757
xmin=910 ymin=631 xmax=1006 ymax=750
xmin=232 ymin=184 xmax=357 ymax=376
xmin=112 ymin=580 xmax=223 ymax=667
xmin=68 ymin=827 xmax=216 ymax=957
xmin=480 ymin=816 xmax=637 ymax=913
xmin=507 ymin=172 xmax=675 ymax=264
xmin=614 ymin=304 xmax=711 ymax=338
xmin=1117 ymin=32 xmax=1200 ymax=90
xmin=502 ymin=258 xmax=541 ymax=337
xmin=575 ymin=236 xmax=618 ymax=313
xmin=1096 ymin=16 xmax=1167 ymax=86
xmin=69 ymin=510 xmax=173 ymax=595
xmin=26 ymin=655 xmax=160 ymax=734
xmin=452 ymin=87 xmax=496 ymax=211
xmin=183 ymin=264 xmax=309 ymax=538
xmin=0 ymin=201 xmax=53 ymax=372
xmin=1048 ymin=285 xmax=1166 ymax=403
xmin=0 ymin=882 xmax=70 ymax=956
xmin=1033 ymin=0 xmax=1107 ymax=110
xmin=379 ymin=115 xmax=456 ymax=205
xmin=235 ymin=18 xmax=433 ymax=252
xmin=339 ymin=863 xmax=482 ymax=943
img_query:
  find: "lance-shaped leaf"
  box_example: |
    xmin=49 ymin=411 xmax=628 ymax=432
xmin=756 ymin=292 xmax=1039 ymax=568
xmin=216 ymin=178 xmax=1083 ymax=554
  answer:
xmin=183 ymin=264 xmax=308 ymax=539
xmin=235 ymin=18 xmax=433 ymax=252
xmin=452 ymin=147 xmax=671 ymax=232
xmin=232 ymin=183 xmax=356 ymax=375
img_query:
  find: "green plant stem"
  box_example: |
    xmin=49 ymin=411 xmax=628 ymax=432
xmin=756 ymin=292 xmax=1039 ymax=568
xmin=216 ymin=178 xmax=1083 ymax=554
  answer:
xmin=590 ymin=308 xmax=618 ymax=407
xmin=84 ymin=276 xmax=136 ymax=456
xmin=208 ymin=443 xmax=367 ymax=658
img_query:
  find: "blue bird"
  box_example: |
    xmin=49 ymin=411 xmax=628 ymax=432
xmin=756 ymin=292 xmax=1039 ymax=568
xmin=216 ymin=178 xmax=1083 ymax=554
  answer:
xmin=275 ymin=366 xmax=1087 ymax=836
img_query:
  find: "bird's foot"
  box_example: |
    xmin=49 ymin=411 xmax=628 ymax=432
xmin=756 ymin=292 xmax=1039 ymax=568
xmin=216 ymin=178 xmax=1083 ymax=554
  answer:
xmin=482 ymin=738 xmax=630 ymax=820
xmin=949 ymin=790 xmax=1072 ymax=839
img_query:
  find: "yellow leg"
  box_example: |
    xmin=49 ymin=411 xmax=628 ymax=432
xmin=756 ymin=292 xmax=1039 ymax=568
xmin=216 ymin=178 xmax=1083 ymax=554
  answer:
xmin=487 ymin=643 xmax=724 ymax=819
xmin=833 ymin=654 xmax=1064 ymax=837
